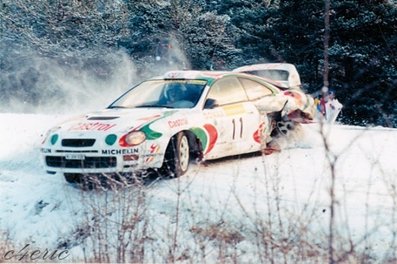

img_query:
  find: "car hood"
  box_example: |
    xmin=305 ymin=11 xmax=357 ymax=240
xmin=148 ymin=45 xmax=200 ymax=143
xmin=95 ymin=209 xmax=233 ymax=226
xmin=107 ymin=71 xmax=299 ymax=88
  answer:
xmin=57 ymin=108 xmax=177 ymax=134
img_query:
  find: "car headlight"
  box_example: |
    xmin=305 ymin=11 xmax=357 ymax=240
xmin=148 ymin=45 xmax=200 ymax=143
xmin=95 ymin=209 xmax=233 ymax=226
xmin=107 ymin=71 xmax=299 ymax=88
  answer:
xmin=41 ymin=127 xmax=61 ymax=144
xmin=119 ymin=131 xmax=146 ymax=147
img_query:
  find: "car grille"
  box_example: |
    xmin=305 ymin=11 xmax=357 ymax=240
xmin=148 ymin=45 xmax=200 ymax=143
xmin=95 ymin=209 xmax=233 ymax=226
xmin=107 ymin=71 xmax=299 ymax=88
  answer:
xmin=61 ymin=139 xmax=96 ymax=147
xmin=45 ymin=156 xmax=117 ymax=168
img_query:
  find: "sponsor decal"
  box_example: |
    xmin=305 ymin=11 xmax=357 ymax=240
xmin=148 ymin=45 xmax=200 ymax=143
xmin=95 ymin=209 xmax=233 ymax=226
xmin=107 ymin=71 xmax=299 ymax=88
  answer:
xmin=222 ymin=104 xmax=246 ymax=116
xmin=253 ymin=122 xmax=266 ymax=144
xmin=41 ymin=148 xmax=51 ymax=153
xmin=145 ymin=156 xmax=155 ymax=163
xmin=190 ymin=123 xmax=218 ymax=154
xmin=102 ymin=148 xmax=139 ymax=155
xmin=138 ymin=111 xmax=177 ymax=140
xmin=149 ymin=143 xmax=160 ymax=154
xmin=139 ymin=125 xmax=162 ymax=140
xmin=203 ymin=124 xmax=218 ymax=154
xmin=69 ymin=122 xmax=116 ymax=132
xmin=168 ymin=118 xmax=188 ymax=128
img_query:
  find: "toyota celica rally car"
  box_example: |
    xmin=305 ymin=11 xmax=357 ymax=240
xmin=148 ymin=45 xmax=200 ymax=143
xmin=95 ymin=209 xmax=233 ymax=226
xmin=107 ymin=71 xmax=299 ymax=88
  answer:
xmin=41 ymin=64 xmax=315 ymax=183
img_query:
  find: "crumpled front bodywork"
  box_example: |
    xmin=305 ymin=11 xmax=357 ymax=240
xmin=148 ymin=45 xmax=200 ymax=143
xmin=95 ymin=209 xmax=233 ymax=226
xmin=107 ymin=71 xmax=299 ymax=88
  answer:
xmin=254 ymin=90 xmax=315 ymax=123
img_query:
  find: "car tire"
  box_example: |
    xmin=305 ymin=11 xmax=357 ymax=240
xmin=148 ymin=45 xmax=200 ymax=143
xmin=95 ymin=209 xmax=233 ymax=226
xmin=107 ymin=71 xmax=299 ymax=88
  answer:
xmin=64 ymin=173 xmax=81 ymax=184
xmin=64 ymin=173 xmax=104 ymax=190
xmin=160 ymin=132 xmax=190 ymax=178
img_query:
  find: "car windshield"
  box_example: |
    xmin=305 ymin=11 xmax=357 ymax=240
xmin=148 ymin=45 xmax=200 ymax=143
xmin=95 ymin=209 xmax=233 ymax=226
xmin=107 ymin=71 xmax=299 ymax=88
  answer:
xmin=108 ymin=80 xmax=207 ymax=109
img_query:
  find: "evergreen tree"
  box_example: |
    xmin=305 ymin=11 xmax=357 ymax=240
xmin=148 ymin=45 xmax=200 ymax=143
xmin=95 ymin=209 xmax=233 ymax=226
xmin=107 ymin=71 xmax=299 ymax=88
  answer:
xmin=329 ymin=0 xmax=397 ymax=126
xmin=0 ymin=0 xmax=396 ymax=125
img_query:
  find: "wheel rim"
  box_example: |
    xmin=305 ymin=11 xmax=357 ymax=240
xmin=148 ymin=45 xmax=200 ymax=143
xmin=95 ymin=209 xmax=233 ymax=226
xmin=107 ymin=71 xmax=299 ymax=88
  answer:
xmin=277 ymin=121 xmax=293 ymax=136
xmin=178 ymin=135 xmax=189 ymax=172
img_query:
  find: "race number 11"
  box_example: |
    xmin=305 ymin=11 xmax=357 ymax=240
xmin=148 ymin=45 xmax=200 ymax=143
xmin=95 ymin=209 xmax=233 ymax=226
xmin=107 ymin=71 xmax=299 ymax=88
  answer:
xmin=232 ymin=118 xmax=243 ymax=140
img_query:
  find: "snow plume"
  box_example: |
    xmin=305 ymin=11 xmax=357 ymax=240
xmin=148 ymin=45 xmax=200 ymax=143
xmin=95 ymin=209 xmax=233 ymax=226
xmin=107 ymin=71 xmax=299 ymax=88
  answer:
xmin=0 ymin=49 xmax=137 ymax=114
xmin=135 ymin=33 xmax=191 ymax=78
xmin=164 ymin=34 xmax=191 ymax=70
xmin=0 ymin=35 xmax=192 ymax=115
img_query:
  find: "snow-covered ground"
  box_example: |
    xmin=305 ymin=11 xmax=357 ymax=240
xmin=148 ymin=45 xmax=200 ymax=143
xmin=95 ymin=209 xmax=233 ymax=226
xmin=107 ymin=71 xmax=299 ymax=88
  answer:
xmin=0 ymin=113 xmax=396 ymax=262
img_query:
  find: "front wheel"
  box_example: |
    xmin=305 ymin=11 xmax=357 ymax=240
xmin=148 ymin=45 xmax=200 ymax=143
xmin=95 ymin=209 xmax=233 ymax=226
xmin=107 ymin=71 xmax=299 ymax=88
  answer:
xmin=276 ymin=120 xmax=296 ymax=136
xmin=160 ymin=132 xmax=190 ymax=178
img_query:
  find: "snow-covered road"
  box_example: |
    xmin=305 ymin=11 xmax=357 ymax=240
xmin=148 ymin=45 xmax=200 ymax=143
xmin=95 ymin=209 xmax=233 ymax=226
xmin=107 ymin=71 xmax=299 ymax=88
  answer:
xmin=0 ymin=113 xmax=396 ymax=262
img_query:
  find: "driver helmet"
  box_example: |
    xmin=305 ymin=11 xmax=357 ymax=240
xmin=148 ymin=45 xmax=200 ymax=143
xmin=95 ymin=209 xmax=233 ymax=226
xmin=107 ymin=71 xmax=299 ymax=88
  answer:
xmin=166 ymin=83 xmax=186 ymax=102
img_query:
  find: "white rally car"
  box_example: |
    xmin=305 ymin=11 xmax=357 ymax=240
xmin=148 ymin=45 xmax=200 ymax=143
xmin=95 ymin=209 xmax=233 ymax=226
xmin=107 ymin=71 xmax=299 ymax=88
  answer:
xmin=41 ymin=66 xmax=315 ymax=183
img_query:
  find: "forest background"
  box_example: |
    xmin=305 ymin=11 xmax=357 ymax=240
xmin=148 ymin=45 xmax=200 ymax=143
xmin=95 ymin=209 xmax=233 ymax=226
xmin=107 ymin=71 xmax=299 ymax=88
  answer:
xmin=1 ymin=0 xmax=396 ymax=126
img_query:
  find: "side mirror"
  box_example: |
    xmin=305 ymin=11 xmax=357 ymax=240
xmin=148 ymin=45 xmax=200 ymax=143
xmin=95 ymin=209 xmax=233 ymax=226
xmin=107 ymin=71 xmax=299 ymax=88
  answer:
xmin=204 ymin=98 xmax=218 ymax=109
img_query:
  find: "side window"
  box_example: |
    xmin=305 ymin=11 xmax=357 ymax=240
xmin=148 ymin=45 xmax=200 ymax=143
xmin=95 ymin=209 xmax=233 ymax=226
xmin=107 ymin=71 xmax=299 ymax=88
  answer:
xmin=207 ymin=77 xmax=248 ymax=106
xmin=245 ymin=70 xmax=289 ymax=81
xmin=239 ymin=78 xmax=273 ymax=101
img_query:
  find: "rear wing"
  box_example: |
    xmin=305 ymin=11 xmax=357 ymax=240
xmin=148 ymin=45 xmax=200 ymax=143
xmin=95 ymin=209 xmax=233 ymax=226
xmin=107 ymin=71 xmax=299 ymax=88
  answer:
xmin=233 ymin=63 xmax=301 ymax=90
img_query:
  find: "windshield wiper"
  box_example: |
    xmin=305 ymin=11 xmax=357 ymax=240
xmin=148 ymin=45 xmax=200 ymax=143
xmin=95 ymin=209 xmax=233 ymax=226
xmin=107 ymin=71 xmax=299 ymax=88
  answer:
xmin=108 ymin=105 xmax=129 ymax=109
xmin=135 ymin=104 xmax=174 ymax=108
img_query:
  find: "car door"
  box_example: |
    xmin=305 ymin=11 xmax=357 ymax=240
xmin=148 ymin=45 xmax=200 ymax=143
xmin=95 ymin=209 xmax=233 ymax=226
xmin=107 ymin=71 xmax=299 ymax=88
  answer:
xmin=202 ymin=76 xmax=258 ymax=158
xmin=238 ymin=77 xmax=279 ymax=149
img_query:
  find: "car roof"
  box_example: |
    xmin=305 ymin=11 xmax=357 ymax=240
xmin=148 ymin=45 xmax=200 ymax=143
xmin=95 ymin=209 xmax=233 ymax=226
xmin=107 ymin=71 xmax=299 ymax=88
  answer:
xmin=233 ymin=63 xmax=302 ymax=89
xmin=155 ymin=70 xmax=280 ymax=86
xmin=146 ymin=70 xmax=245 ymax=86
xmin=161 ymin=70 xmax=231 ymax=80
xmin=151 ymin=70 xmax=281 ymax=95
xmin=148 ymin=70 xmax=281 ymax=92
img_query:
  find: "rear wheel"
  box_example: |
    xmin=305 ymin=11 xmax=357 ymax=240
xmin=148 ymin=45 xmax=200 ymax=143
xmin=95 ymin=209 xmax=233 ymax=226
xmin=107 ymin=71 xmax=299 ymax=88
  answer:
xmin=160 ymin=132 xmax=190 ymax=178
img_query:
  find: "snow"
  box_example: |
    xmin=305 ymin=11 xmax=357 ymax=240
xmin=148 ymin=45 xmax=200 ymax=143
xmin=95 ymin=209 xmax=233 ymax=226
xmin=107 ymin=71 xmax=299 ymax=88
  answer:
xmin=0 ymin=113 xmax=396 ymax=262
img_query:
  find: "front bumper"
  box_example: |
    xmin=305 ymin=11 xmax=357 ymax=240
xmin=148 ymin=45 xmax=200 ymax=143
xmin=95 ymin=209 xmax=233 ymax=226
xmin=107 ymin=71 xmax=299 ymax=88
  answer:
xmin=41 ymin=146 xmax=163 ymax=174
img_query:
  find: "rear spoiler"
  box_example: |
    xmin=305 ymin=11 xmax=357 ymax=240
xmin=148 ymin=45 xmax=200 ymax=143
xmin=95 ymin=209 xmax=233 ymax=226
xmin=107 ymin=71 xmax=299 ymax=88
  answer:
xmin=233 ymin=63 xmax=301 ymax=90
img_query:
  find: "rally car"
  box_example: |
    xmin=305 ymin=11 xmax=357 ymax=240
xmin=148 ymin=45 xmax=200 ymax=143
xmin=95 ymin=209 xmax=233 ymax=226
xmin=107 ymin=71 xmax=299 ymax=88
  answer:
xmin=41 ymin=67 xmax=315 ymax=183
